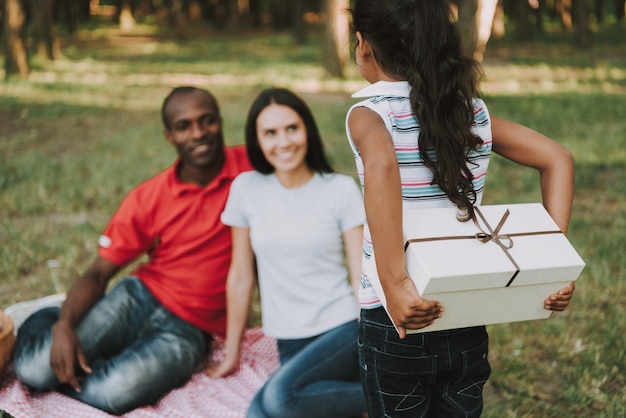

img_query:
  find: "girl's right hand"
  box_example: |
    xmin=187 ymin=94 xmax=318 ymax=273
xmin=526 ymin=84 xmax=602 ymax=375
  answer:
xmin=384 ymin=277 xmax=443 ymax=339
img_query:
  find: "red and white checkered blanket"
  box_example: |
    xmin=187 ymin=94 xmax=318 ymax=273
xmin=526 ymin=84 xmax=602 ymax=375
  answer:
xmin=0 ymin=328 xmax=278 ymax=418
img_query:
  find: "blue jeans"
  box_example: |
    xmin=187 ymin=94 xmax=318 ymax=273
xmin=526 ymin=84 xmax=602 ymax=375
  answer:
xmin=247 ymin=320 xmax=366 ymax=418
xmin=358 ymin=307 xmax=491 ymax=418
xmin=12 ymin=277 xmax=209 ymax=415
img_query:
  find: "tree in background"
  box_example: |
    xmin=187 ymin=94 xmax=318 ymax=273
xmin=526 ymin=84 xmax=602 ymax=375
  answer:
xmin=456 ymin=0 xmax=499 ymax=62
xmin=3 ymin=0 xmax=623 ymax=82
xmin=557 ymin=0 xmax=573 ymax=30
xmin=515 ymin=0 xmax=532 ymax=41
xmin=2 ymin=0 xmax=29 ymax=79
xmin=322 ymin=0 xmax=348 ymax=78
xmin=119 ymin=0 xmax=137 ymax=33
xmin=618 ymin=0 xmax=626 ymax=21
xmin=29 ymin=0 xmax=59 ymax=60
xmin=574 ymin=0 xmax=593 ymax=48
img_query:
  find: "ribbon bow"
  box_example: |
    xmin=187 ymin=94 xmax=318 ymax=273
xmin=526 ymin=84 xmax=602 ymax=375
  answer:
xmin=472 ymin=207 xmax=520 ymax=286
xmin=473 ymin=208 xmax=514 ymax=249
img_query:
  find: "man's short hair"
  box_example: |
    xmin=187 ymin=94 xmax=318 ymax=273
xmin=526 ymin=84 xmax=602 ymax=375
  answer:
xmin=161 ymin=87 xmax=220 ymax=130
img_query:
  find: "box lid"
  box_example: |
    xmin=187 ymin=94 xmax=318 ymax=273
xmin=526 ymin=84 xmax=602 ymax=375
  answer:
xmin=401 ymin=203 xmax=585 ymax=294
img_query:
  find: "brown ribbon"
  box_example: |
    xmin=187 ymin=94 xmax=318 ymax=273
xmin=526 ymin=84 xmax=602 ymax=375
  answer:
xmin=404 ymin=207 xmax=562 ymax=287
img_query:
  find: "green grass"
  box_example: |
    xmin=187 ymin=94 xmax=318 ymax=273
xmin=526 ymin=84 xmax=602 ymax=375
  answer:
xmin=1 ymin=20 xmax=625 ymax=417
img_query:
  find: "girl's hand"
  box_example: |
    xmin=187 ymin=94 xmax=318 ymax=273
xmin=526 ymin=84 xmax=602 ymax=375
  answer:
xmin=544 ymin=281 xmax=576 ymax=311
xmin=384 ymin=277 xmax=443 ymax=339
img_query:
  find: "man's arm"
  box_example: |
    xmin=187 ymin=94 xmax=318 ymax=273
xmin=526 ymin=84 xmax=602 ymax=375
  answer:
xmin=50 ymin=256 xmax=119 ymax=392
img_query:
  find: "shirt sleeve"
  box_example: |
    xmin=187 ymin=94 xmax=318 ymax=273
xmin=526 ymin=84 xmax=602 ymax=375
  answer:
xmin=337 ymin=175 xmax=366 ymax=232
xmin=98 ymin=190 xmax=153 ymax=267
xmin=221 ymin=173 xmax=251 ymax=228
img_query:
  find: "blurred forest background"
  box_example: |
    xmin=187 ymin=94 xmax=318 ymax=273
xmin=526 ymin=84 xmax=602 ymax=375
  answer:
xmin=1 ymin=1 xmax=625 ymax=417
xmin=2 ymin=0 xmax=626 ymax=79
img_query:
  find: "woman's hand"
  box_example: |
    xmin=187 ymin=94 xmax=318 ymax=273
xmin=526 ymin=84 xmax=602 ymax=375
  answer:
xmin=204 ymin=350 xmax=240 ymax=379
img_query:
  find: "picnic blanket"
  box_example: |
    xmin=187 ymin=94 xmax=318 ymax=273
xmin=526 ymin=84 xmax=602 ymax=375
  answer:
xmin=0 ymin=327 xmax=279 ymax=418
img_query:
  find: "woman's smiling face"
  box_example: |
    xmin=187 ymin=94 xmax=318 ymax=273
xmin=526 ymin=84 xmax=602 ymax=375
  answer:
xmin=255 ymin=103 xmax=309 ymax=176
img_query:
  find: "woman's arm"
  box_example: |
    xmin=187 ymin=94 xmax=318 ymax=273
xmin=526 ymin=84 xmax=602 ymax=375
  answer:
xmin=348 ymin=107 xmax=442 ymax=338
xmin=204 ymin=226 xmax=257 ymax=378
xmin=343 ymin=225 xmax=364 ymax=302
xmin=490 ymin=115 xmax=576 ymax=310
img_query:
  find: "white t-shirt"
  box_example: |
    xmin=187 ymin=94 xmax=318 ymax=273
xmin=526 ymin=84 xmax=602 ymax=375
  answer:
xmin=221 ymin=171 xmax=365 ymax=339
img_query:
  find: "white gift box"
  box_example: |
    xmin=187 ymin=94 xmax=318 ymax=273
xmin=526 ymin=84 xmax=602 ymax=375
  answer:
xmin=363 ymin=203 xmax=585 ymax=333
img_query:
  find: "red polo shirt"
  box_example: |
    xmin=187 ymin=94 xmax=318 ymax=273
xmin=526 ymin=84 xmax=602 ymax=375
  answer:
xmin=98 ymin=146 xmax=252 ymax=336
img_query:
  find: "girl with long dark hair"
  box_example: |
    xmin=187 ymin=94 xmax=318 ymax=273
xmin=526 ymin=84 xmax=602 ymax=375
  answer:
xmin=346 ymin=1 xmax=576 ymax=416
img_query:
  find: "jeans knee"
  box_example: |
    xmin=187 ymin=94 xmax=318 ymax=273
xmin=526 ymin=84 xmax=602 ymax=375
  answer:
xmin=259 ymin=382 xmax=296 ymax=418
xmin=71 ymin=376 xmax=155 ymax=415
xmin=13 ymin=341 xmax=57 ymax=389
xmin=14 ymin=358 xmax=58 ymax=391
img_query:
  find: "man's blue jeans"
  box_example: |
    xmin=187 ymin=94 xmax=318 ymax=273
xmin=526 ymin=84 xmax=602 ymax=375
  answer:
xmin=12 ymin=277 xmax=209 ymax=415
xmin=247 ymin=319 xmax=367 ymax=418
xmin=358 ymin=307 xmax=491 ymax=418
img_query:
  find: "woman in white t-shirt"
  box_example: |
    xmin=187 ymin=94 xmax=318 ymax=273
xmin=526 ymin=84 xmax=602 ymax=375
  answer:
xmin=205 ymin=88 xmax=367 ymax=418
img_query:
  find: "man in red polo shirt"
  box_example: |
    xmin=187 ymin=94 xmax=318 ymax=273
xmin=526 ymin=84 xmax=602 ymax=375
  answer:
xmin=13 ymin=87 xmax=252 ymax=415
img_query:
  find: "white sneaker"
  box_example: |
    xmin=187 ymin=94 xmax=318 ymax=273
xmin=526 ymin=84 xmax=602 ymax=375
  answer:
xmin=4 ymin=293 xmax=66 ymax=334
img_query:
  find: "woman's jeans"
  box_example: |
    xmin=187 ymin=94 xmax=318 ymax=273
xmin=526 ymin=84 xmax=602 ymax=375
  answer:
xmin=247 ymin=319 xmax=366 ymax=418
xmin=358 ymin=307 xmax=491 ymax=418
xmin=12 ymin=277 xmax=209 ymax=415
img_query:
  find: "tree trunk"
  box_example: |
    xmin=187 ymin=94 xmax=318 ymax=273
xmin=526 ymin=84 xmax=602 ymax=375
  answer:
xmin=531 ymin=0 xmax=544 ymax=33
xmin=515 ymin=0 xmax=531 ymax=41
xmin=457 ymin=0 xmax=498 ymax=62
xmin=271 ymin=0 xmax=293 ymax=29
xmin=557 ymin=0 xmax=573 ymax=30
xmin=594 ymin=0 xmax=604 ymax=23
xmin=249 ymin=0 xmax=263 ymax=27
xmin=457 ymin=0 xmax=479 ymax=59
xmin=2 ymin=0 xmax=30 ymax=79
xmin=119 ymin=0 xmax=137 ymax=33
xmin=293 ymin=0 xmax=306 ymax=45
xmin=474 ymin=0 xmax=498 ymax=62
xmin=52 ymin=0 xmax=88 ymax=34
xmin=617 ymin=0 xmax=625 ymax=22
xmin=30 ymin=0 xmax=58 ymax=60
xmin=491 ymin=0 xmax=505 ymax=41
xmin=573 ymin=0 xmax=593 ymax=49
xmin=322 ymin=0 xmax=349 ymax=78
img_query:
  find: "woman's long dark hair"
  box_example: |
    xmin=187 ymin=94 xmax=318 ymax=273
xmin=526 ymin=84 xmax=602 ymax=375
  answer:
xmin=245 ymin=87 xmax=334 ymax=175
xmin=351 ymin=0 xmax=484 ymax=220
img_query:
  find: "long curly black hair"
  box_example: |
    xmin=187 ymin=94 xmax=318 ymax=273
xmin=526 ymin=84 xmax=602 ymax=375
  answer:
xmin=351 ymin=0 xmax=484 ymax=220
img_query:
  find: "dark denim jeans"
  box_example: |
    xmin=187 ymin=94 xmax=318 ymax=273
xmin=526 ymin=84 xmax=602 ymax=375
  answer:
xmin=359 ymin=307 xmax=491 ymax=418
xmin=13 ymin=277 xmax=209 ymax=415
xmin=247 ymin=319 xmax=367 ymax=418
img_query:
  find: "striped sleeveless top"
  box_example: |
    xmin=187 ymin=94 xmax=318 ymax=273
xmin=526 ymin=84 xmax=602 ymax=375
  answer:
xmin=345 ymin=81 xmax=493 ymax=309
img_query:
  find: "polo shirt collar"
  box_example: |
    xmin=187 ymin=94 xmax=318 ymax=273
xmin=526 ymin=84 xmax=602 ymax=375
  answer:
xmin=169 ymin=147 xmax=241 ymax=196
xmin=352 ymin=80 xmax=411 ymax=98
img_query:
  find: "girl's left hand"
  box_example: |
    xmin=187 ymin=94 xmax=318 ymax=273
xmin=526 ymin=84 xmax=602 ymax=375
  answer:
xmin=544 ymin=281 xmax=576 ymax=311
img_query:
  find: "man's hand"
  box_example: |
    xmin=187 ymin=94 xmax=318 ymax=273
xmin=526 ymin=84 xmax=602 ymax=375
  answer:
xmin=544 ymin=281 xmax=576 ymax=311
xmin=383 ymin=277 xmax=443 ymax=339
xmin=50 ymin=321 xmax=92 ymax=392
